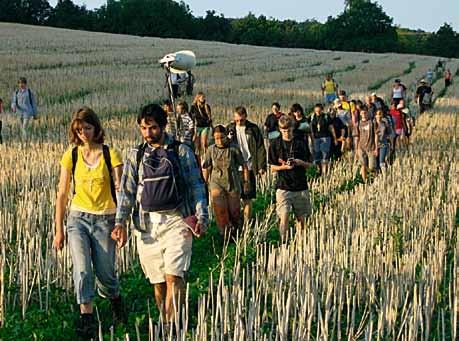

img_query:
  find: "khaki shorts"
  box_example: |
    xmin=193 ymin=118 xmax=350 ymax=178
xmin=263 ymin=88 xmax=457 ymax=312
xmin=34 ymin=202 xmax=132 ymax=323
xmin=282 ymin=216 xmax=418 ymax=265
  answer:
xmin=136 ymin=212 xmax=193 ymax=284
xmin=276 ymin=189 xmax=312 ymax=218
xmin=358 ymin=149 xmax=376 ymax=169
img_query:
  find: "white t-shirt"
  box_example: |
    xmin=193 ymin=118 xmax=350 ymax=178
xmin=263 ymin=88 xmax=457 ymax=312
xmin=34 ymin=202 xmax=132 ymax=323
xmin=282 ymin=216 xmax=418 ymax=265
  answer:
xmin=236 ymin=125 xmax=252 ymax=170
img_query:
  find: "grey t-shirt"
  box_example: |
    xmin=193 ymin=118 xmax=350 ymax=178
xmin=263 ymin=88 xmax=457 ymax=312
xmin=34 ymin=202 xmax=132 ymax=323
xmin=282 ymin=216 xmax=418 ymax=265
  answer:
xmin=203 ymin=145 xmax=246 ymax=193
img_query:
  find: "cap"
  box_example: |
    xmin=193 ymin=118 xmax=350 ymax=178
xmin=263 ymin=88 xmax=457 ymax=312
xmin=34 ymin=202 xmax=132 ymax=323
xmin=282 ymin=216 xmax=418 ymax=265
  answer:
xmin=371 ymin=92 xmax=377 ymax=97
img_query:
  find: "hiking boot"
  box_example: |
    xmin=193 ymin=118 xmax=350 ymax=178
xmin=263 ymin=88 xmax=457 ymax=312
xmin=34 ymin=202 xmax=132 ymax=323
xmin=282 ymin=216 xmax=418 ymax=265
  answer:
xmin=76 ymin=313 xmax=96 ymax=339
xmin=110 ymin=295 xmax=127 ymax=326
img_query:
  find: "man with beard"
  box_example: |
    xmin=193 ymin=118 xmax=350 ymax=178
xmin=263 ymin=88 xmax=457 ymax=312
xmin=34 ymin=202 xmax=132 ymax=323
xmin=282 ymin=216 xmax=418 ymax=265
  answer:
xmin=113 ymin=103 xmax=208 ymax=333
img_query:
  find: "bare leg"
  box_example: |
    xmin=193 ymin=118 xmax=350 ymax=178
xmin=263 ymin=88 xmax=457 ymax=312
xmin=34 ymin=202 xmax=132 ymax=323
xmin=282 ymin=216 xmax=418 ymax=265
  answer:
xmin=201 ymin=131 xmax=209 ymax=156
xmin=165 ymin=274 xmax=184 ymax=323
xmin=296 ymin=215 xmax=305 ymax=230
xmin=227 ymin=192 xmax=242 ymax=235
xmin=242 ymin=199 xmax=252 ymax=222
xmin=279 ymin=212 xmax=290 ymax=241
xmin=211 ymin=188 xmax=230 ymax=236
xmin=360 ymin=165 xmax=367 ymax=182
xmin=80 ymin=302 xmax=93 ymax=314
xmin=154 ymin=282 xmax=167 ymax=321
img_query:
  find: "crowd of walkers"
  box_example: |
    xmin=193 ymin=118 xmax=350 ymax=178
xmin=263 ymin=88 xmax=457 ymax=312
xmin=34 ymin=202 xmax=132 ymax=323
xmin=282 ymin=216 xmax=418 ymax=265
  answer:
xmin=0 ymin=70 xmax=451 ymax=338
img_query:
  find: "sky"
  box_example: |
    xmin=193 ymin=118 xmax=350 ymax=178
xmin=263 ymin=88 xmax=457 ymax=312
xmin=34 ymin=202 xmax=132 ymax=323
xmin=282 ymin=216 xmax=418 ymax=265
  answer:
xmin=48 ymin=0 xmax=459 ymax=32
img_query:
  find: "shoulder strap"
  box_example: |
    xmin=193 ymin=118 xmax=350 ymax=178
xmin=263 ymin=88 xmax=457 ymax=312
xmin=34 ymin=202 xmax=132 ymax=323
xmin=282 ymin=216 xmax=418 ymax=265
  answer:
xmin=103 ymin=145 xmax=117 ymax=205
xmin=28 ymin=89 xmax=33 ymax=107
xmin=71 ymin=146 xmax=78 ymax=195
xmin=136 ymin=143 xmax=147 ymax=170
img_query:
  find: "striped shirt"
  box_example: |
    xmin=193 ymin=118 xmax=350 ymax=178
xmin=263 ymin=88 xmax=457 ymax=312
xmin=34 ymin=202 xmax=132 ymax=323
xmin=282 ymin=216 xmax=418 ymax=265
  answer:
xmin=178 ymin=112 xmax=194 ymax=146
xmin=115 ymin=134 xmax=208 ymax=230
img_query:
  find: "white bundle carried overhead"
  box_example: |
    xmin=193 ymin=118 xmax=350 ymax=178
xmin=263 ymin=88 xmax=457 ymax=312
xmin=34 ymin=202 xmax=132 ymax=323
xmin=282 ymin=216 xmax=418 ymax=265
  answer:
xmin=159 ymin=50 xmax=196 ymax=73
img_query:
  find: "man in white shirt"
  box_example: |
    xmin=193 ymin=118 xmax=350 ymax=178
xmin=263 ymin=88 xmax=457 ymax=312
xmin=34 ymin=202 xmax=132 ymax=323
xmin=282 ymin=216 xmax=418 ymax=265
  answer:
xmin=227 ymin=106 xmax=266 ymax=222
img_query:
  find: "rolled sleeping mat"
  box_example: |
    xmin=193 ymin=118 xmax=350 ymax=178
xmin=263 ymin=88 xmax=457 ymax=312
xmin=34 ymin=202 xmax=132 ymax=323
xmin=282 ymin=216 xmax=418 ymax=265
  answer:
xmin=170 ymin=50 xmax=196 ymax=73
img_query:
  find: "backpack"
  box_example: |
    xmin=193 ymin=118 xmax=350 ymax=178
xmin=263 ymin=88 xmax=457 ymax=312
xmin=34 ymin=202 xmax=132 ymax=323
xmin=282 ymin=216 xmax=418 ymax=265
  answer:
xmin=72 ymin=145 xmax=117 ymax=205
xmin=136 ymin=141 xmax=183 ymax=212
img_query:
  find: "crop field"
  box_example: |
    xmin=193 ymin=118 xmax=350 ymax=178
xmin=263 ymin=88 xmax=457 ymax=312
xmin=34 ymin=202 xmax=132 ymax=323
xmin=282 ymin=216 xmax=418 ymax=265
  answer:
xmin=0 ymin=23 xmax=458 ymax=340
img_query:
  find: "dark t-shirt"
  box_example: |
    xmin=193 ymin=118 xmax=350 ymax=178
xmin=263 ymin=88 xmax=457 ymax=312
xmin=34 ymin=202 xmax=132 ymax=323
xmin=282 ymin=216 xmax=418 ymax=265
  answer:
xmin=416 ymin=85 xmax=432 ymax=103
xmin=264 ymin=113 xmax=283 ymax=133
xmin=331 ymin=116 xmax=346 ymax=139
xmin=190 ymin=103 xmax=211 ymax=127
xmin=293 ymin=116 xmax=310 ymax=140
xmin=311 ymin=113 xmax=332 ymax=138
xmin=268 ymin=137 xmax=310 ymax=191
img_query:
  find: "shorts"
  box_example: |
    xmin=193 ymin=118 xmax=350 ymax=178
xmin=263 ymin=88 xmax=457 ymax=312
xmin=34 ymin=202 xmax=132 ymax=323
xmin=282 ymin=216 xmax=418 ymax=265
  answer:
xmin=276 ymin=189 xmax=312 ymax=218
xmin=325 ymin=93 xmax=337 ymax=104
xmin=240 ymin=170 xmax=256 ymax=200
xmin=395 ymin=128 xmax=404 ymax=136
xmin=313 ymin=137 xmax=331 ymax=164
xmin=136 ymin=213 xmax=193 ymax=284
xmin=358 ymin=149 xmax=376 ymax=169
xmin=196 ymin=126 xmax=212 ymax=137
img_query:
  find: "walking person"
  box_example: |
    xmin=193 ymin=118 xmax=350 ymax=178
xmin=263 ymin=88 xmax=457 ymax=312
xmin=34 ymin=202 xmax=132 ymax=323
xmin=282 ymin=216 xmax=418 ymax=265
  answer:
xmin=113 ymin=104 xmax=208 ymax=332
xmin=310 ymin=103 xmax=337 ymax=175
xmin=328 ymin=105 xmax=347 ymax=161
xmin=264 ymin=102 xmax=284 ymax=141
xmin=11 ymin=77 xmax=37 ymax=139
xmin=162 ymin=99 xmax=179 ymax=138
xmin=356 ymin=107 xmax=377 ymax=182
xmin=186 ymin=71 xmax=195 ymax=96
xmin=321 ymin=74 xmax=339 ymax=104
xmin=415 ymin=80 xmax=433 ymax=115
xmin=374 ymin=109 xmax=392 ymax=174
xmin=389 ymin=103 xmax=406 ymax=149
xmin=190 ymin=92 xmax=212 ymax=159
xmin=53 ymin=107 xmax=125 ymax=338
xmin=444 ymin=69 xmax=452 ymax=87
xmin=390 ymin=79 xmax=407 ymax=106
xmin=227 ymin=106 xmax=267 ymax=222
xmin=176 ymin=101 xmax=195 ymax=147
xmin=203 ymin=125 xmax=250 ymax=238
xmin=289 ymin=103 xmax=311 ymax=144
xmin=268 ymin=115 xmax=312 ymax=241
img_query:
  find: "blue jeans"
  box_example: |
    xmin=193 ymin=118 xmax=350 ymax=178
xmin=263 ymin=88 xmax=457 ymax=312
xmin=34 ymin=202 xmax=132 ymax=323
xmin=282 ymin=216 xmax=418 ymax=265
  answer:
xmin=313 ymin=137 xmax=331 ymax=164
xmin=67 ymin=211 xmax=119 ymax=304
xmin=378 ymin=145 xmax=389 ymax=169
xmin=325 ymin=93 xmax=337 ymax=104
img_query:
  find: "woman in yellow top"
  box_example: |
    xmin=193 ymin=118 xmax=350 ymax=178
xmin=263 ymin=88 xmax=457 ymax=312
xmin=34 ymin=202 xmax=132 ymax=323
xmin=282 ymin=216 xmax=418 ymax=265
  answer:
xmin=53 ymin=107 xmax=124 ymax=338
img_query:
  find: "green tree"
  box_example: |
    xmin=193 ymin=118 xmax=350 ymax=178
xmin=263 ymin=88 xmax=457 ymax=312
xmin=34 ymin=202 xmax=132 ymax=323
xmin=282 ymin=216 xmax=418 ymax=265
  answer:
xmin=0 ymin=0 xmax=51 ymax=24
xmin=324 ymin=1 xmax=398 ymax=52
xmin=426 ymin=23 xmax=459 ymax=58
xmin=194 ymin=10 xmax=232 ymax=42
xmin=47 ymin=0 xmax=95 ymax=30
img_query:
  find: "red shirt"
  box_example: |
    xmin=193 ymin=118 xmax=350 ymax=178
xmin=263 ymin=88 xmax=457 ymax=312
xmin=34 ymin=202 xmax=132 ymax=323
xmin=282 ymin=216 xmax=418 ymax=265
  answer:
xmin=390 ymin=108 xmax=403 ymax=130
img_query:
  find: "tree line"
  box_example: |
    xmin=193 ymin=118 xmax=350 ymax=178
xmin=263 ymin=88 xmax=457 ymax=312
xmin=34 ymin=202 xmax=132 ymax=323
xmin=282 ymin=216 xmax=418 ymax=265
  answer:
xmin=1 ymin=0 xmax=458 ymax=58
